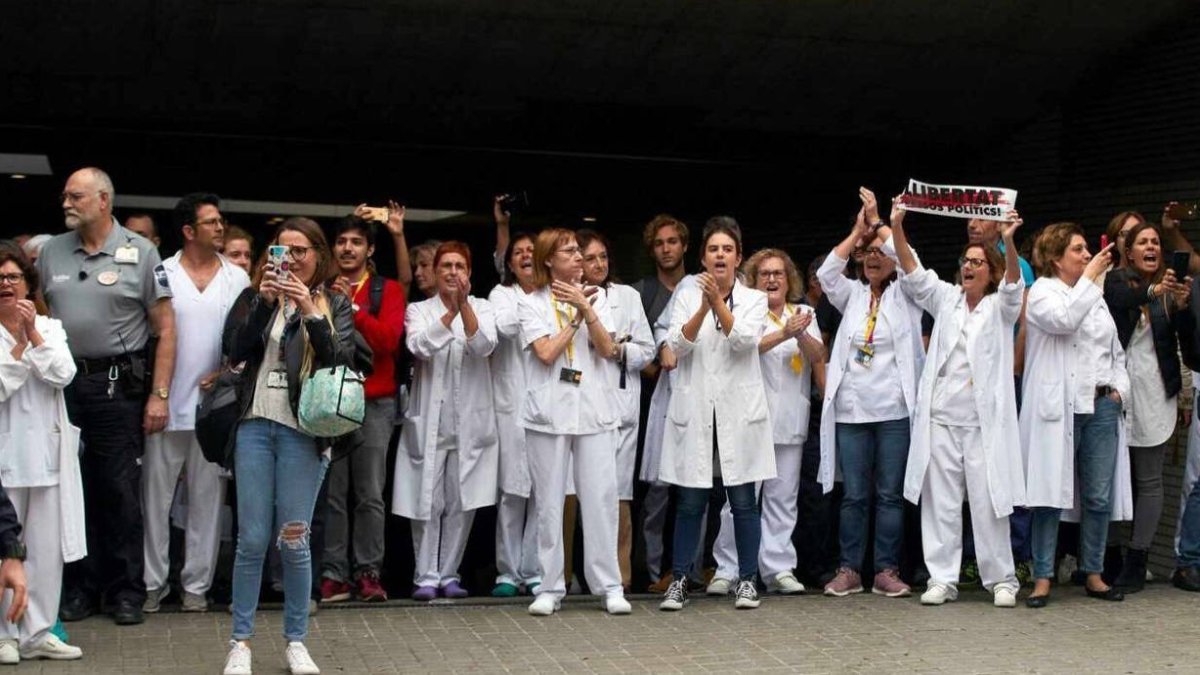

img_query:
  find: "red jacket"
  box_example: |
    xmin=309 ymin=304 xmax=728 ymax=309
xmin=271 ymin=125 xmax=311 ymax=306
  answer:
xmin=349 ymin=275 xmax=406 ymax=399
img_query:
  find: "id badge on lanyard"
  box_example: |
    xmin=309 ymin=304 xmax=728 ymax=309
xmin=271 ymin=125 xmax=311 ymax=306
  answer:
xmin=856 ymin=294 xmax=881 ymax=368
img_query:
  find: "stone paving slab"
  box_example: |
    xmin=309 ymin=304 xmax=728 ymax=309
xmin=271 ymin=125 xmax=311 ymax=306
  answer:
xmin=19 ymin=585 xmax=1200 ymax=674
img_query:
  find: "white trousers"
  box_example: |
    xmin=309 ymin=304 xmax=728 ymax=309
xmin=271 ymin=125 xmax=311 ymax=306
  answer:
xmin=495 ymin=491 xmax=541 ymax=586
xmin=922 ymin=424 xmax=1017 ymax=591
xmin=410 ymin=448 xmax=476 ymax=588
xmin=714 ymin=443 xmax=801 ymax=582
xmin=526 ymin=429 xmax=622 ymax=600
xmin=0 ymin=486 xmax=61 ymax=649
xmin=1177 ymin=400 xmax=1200 ymax=555
xmin=142 ymin=430 xmax=227 ymax=595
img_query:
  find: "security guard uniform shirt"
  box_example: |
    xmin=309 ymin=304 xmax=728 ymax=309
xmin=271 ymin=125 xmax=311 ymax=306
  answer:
xmin=38 ymin=219 xmax=172 ymax=359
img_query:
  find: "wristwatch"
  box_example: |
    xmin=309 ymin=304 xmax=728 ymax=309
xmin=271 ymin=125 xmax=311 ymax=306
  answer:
xmin=2 ymin=541 xmax=26 ymax=561
xmin=154 ymin=387 xmax=170 ymax=400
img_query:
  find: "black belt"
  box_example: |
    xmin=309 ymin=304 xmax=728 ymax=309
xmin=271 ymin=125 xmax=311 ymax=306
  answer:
xmin=74 ymin=353 xmax=137 ymax=376
xmin=1095 ymin=385 xmax=1116 ymax=398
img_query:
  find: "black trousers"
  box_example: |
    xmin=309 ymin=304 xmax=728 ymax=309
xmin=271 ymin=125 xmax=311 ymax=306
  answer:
xmin=63 ymin=370 xmax=148 ymax=605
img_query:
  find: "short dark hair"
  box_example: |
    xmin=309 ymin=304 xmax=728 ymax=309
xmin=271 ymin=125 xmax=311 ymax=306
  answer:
xmin=501 ymin=231 xmax=535 ymax=286
xmin=0 ymin=242 xmax=39 ymax=300
xmin=575 ymin=228 xmax=615 ymax=285
xmin=701 ymin=215 xmax=743 ymax=256
xmin=172 ymin=192 xmax=220 ymax=231
xmin=335 ymin=215 xmax=377 ymax=248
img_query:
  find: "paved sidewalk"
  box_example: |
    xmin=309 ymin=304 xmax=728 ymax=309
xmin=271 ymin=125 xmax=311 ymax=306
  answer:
xmin=19 ymin=585 xmax=1200 ymax=674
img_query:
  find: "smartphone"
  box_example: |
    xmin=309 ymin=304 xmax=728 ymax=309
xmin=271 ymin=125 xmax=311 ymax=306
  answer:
xmin=1100 ymin=234 xmax=1109 ymax=251
xmin=1167 ymin=202 xmax=1198 ymax=221
xmin=267 ymin=244 xmax=290 ymax=280
xmin=1172 ymin=250 xmax=1190 ymax=280
xmin=363 ymin=206 xmax=389 ymax=223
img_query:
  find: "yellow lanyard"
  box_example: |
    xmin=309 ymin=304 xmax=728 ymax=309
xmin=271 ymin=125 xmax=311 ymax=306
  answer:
xmin=863 ymin=293 xmax=882 ymax=349
xmin=350 ymin=273 xmax=370 ymax=300
xmin=767 ymin=304 xmax=804 ymax=374
xmin=552 ymin=296 xmax=576 ymax=366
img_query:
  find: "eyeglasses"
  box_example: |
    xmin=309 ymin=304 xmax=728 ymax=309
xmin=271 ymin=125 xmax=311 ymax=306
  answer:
xmin=861 ymin=247 xmax=885 ymax=258
xmin=194 ymin=217 xmax=227 ymax=228
xmin=557 ymin=245 xmax=581 ymax=256
xmin=286 ymin=245 xmax=312 ymax=261
xmin=0 ymin=273 xmax=25 ymax=285
xmin=959 ymin=257 xmax=988 ymax=270
xmin=759 ymin=270 xmax=786 ymax=279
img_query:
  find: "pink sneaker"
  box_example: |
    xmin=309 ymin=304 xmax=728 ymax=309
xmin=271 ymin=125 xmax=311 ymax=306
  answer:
xmin=823 ymin=567 xmax=864 ymax=597
xmin=872 ymin=569 xmax=911 ymax=597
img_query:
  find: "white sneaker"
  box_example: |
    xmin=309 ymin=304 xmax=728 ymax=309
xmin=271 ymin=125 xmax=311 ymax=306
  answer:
xmin=143 ymin=585 xmax=168 ymax=613
xmin=993 ymin=585 xmax=1018 ymax=608
xmin=284 ymin=641 xmax=320 ymax=675
xmin=19 ymin=635 xmax=82 ymax=661
xmin=527 ymin=593 xmax=559 ymax=616
xmin=920 ymin=583 xmax=958 ymax=605
xmin=223 ymin=640 xmax=252 ymax=675
xmin=603 ymin=595 xmax=631 ymax=615
xmin=706 ymin=577 xmax=733 ymax=596
xmin=769 ymin=572 xmax=806 ymax=595
xmin=182 ymin=591 xmax=208 ymax=613
xmin=0 ymin=639 xmax=18 ymax=665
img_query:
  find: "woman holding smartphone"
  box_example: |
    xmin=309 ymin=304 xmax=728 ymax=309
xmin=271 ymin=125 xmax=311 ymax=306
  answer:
xmin=1103 ymin=221 xmax=1192 ymax=591
xmin=518 ymin=228 xmax=628 ymax=616
xmin=221 ymin=218 xmax=357 ymax=675
xmin=1021 ymin=223 xmax=1129 ymax=607
xmin=658 ymin=217 xmax=776 ymax=611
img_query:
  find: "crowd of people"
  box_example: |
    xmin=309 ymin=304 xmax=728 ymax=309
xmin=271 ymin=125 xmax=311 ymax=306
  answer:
xmin=3 ymin=166 xmax=1200 ymax=675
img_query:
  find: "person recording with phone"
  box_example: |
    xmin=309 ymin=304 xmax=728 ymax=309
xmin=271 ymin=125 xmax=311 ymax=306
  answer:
xmin=517 ymin=228 xmax=628 ymax=617
xmin=393 ymin=242 xmax=498 ymax=602
xmin=1102 ymin=221 xmax=1193 ymax=592
xmin=1021 ymin=223 xmax=1129 ymax=608
xmin=220 ymin=218 xmax=358 ymax=675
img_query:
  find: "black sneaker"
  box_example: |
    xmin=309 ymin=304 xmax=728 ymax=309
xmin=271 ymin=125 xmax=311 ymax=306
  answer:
xmin=734 ymin=579 xmax=761 ymax=609
xmin=59 ymin=593 xmax=94 ymax=623
xmin=112 ymin=597 xmax=144 ymax=625
xmin=658 ymin=577 xmax=688 ymax=611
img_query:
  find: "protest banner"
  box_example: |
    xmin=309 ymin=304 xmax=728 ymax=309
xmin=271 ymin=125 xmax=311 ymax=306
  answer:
xmin=897 ymin=178 xmax=1017 ymax=221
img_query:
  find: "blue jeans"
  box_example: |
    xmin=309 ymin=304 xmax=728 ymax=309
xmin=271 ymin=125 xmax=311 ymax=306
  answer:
xmin=836 ymin=418 xmax=910 ymax=573
xmin=1030 ymin=397 xmax=1120 ymax=579
xmin=231 ymin=419 xmax=328 ymax=642
xmin=1179 ymin=473 xmax=1200 ymax=568
xmin=672 ymin=480 xmax=759 ymax=580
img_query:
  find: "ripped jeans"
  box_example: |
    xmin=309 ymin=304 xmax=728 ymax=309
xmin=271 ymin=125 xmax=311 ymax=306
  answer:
xmin=231 ymin=418 xmax=328 ymax=642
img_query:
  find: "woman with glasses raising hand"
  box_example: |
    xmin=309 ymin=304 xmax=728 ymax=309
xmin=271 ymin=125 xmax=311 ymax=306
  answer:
xmin=817 ymin=188 xmax=925 ymax=600
xmin=890 ymin=203 xmax=1027 ymax=608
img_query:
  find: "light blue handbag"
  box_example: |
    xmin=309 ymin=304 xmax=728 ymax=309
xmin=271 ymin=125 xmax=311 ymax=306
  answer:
xmin=298 ymin=365 xmax=366 ymax=437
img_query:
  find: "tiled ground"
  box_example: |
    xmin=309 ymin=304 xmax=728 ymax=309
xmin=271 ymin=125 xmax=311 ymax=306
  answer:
xmin=19 ymin=585 xmax=1200 ymax=673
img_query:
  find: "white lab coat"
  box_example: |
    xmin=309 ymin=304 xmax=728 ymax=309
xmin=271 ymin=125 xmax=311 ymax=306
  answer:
xmin=761 ymin=303 xmax=821 ymax=446
xmin=638 ymin=276 xmax=695 ymax=484
xmin=488 ymin=284 xmax=534 ymax=498
xmin=604 ymin=284 xmax=656 ymax=427
xmin=816 ymin=246 xmax=925 ymax=494
xmin=900 ymin=266 xmax=1026 ymax=518
xmin=0 ymin=317 xmax=85 ymax=562
xmin=1019 ymin=277 xmax=1133 ymax=515
xmin=660 ymin=280 xmax=776 ymax=488
xmin=392 ymin=295 xmax=499 ymax=520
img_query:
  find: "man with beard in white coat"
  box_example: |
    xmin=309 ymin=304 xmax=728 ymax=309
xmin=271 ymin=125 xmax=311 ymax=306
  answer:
xmin=488 ymin=232 xmax=541 ymax=597
xmin=392 ymin=242 xmax=499 ymax=601
xmin=889 ymin=202 xmax=1026 ymax=608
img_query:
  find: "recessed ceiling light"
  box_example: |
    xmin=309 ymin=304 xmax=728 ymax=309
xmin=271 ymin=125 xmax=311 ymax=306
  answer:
xmin=582 ymin=216 xmax=597 ymax=222
xmin=9 ymin=174 xmax=25 ymax=180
